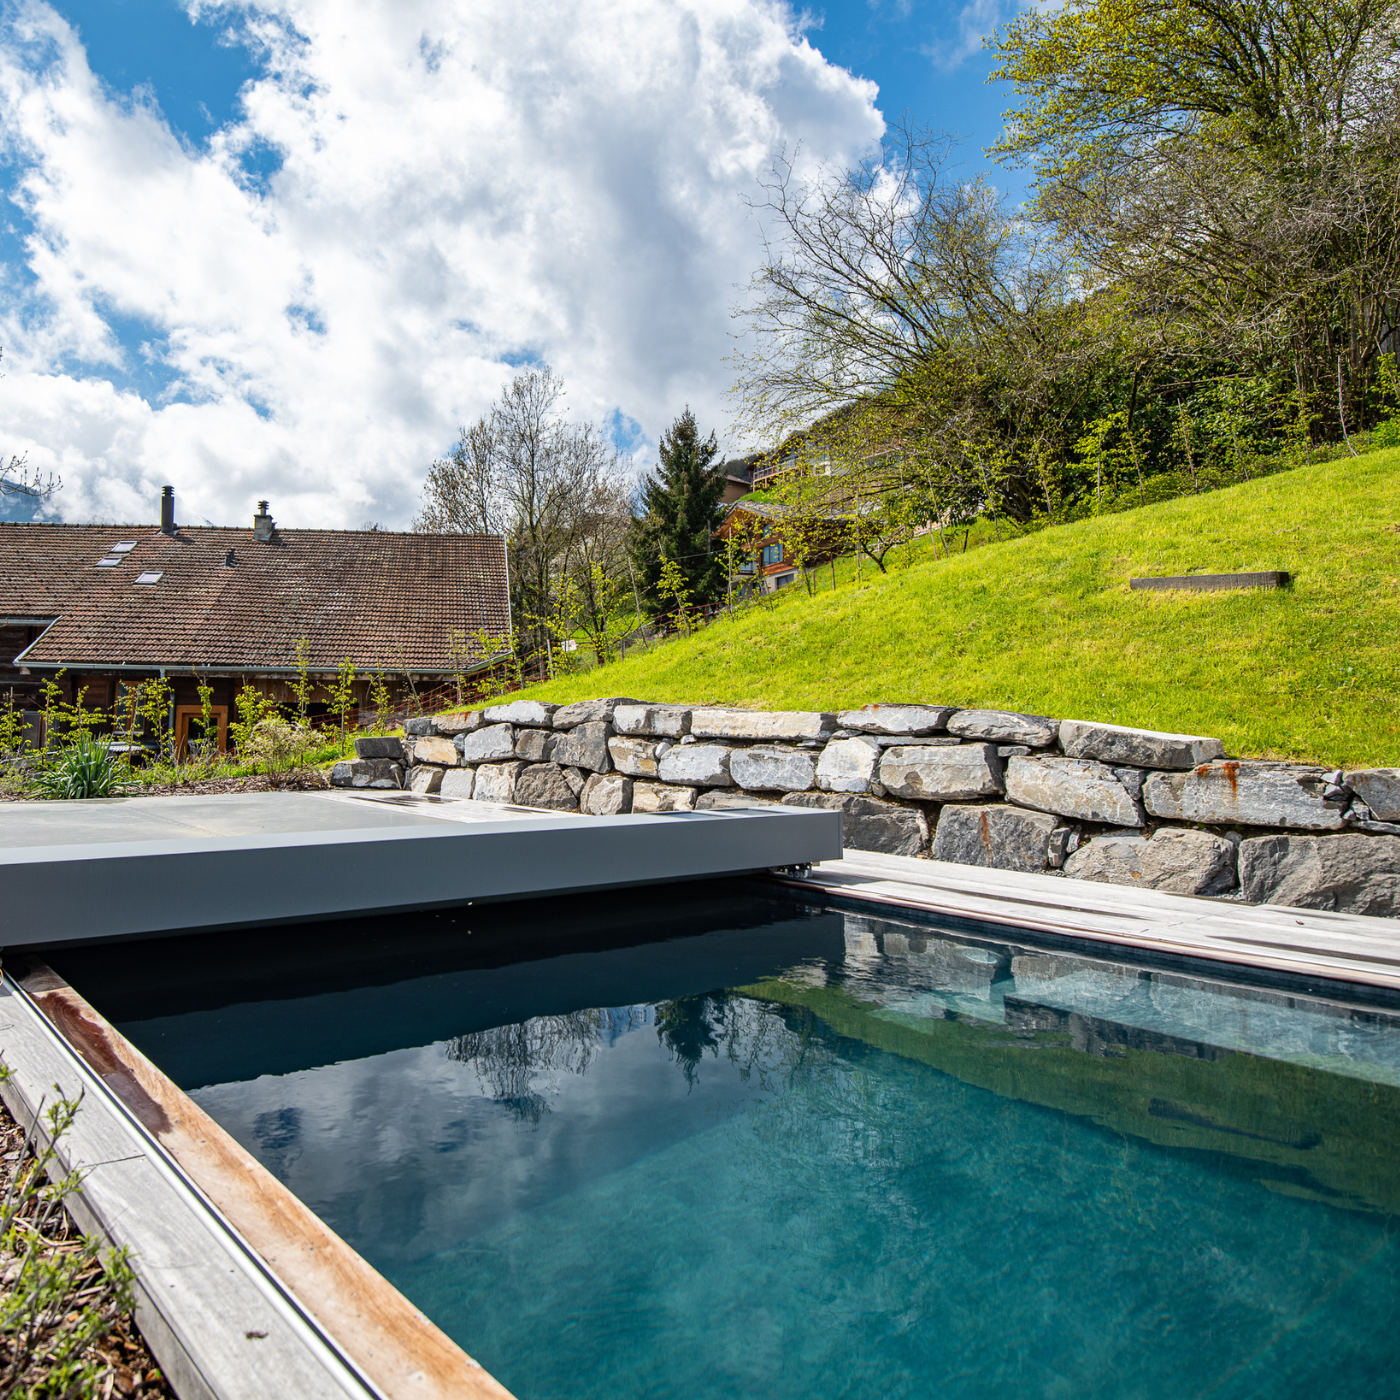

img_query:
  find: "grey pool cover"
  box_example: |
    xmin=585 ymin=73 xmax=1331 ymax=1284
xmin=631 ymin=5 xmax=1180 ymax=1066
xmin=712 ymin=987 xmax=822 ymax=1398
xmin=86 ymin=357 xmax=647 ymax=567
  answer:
xmin=0 ymin=791 xmax=842 ymax=945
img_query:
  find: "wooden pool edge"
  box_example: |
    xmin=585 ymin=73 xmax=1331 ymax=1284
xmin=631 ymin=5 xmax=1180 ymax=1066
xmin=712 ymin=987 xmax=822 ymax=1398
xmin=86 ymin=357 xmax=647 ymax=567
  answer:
xmin=0 ymin=954 xmax=516 ymax=1400
xmin=774 ymin=852 xmax=1400 ymax=997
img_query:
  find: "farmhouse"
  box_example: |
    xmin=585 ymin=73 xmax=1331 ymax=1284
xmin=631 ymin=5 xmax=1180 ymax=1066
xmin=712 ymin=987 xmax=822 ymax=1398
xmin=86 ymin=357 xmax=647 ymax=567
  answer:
xmin=714 ymin=497 xmax=846 ymax=593
xmin=0 ymin=489 xmax=509 ymax=750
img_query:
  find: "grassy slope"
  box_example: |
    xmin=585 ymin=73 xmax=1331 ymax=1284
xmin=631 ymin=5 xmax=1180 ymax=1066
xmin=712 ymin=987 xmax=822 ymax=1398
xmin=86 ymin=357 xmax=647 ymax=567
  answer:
xmin=518 ymin=449 xmax=1400 ymax=767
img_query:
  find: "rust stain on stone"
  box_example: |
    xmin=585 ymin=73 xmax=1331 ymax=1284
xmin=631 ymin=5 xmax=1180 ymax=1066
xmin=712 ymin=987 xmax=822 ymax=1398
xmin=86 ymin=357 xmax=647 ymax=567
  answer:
xmin=978 ymin=811 xmax=992 ymax=852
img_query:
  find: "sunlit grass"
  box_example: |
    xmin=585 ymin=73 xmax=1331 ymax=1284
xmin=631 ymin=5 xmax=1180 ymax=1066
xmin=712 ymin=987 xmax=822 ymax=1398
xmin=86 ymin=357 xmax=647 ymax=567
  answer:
xmin=511 ymin=448 xmax=1400 ymax=767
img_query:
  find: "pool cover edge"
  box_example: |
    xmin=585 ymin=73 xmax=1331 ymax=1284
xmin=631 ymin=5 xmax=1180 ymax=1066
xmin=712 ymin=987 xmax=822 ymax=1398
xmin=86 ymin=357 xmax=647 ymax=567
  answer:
xmin=0 ymin=806 xmax=843 ymax=945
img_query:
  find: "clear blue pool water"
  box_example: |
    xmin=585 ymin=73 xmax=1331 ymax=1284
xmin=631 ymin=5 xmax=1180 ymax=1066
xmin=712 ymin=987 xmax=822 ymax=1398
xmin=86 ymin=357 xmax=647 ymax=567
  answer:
xmin=54 ymin=888 xmax=1400 ymax=1400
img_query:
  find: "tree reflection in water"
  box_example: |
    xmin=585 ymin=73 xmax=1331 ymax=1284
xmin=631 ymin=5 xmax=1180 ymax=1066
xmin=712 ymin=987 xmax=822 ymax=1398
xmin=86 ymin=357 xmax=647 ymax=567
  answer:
xmin=446 ymin=992 xmax=811 ymax=1122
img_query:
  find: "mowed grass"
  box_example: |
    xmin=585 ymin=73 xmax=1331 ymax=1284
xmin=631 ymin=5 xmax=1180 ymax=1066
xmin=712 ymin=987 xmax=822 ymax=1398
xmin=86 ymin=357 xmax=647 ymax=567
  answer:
xmin=516 ymin=449 xmax=1400 ymax=767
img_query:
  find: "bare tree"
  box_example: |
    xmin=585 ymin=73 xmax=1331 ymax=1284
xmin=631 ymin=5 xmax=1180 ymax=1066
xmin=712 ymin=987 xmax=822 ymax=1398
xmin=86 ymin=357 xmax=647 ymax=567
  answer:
xmin=417 ymin=367 xmax=631 ymax=665
xmin=0 ymin=351 xmax=60 ymax=516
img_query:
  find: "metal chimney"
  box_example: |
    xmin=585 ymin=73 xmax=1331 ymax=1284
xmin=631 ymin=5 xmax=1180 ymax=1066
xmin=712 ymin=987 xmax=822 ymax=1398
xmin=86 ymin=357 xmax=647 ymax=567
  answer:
xmin=253 ymin=500 xmax=274 ymax=542
xmin=160 ymin=485 xmax=176 ymax=535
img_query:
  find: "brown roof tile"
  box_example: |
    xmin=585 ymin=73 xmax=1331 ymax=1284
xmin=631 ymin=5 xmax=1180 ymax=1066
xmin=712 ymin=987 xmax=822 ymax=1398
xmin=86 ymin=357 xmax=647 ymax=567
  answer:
xmin=0 ymin=522 xmax=510 ymax=673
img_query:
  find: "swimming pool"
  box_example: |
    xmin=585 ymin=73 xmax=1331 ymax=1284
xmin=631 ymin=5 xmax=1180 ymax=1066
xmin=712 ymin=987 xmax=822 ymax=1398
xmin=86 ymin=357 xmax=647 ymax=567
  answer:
xmin=51 ymin=886 xmax=1400 ymax=1399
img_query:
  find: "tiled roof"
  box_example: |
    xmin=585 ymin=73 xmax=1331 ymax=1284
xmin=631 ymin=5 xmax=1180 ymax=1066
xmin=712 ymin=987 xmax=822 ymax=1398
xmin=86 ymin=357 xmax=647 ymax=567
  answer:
xmin=716 ymin=500 xmax=844 ymax=530
xmin=0 ymin=522 xmax=510 ymax=672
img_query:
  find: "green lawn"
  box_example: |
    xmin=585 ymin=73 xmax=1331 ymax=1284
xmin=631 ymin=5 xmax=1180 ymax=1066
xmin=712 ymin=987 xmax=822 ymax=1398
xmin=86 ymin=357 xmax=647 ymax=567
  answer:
xmin=514 ymin=449 xmax=1400 ymax=767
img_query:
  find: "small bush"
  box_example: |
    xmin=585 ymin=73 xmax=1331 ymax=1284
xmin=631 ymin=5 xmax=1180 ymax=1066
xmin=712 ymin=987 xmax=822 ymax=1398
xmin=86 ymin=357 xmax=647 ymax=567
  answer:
xmin=32 ymin=731 xmax=130 ymax=801
xmin=239 ymin=717 xmax=320 ymax=777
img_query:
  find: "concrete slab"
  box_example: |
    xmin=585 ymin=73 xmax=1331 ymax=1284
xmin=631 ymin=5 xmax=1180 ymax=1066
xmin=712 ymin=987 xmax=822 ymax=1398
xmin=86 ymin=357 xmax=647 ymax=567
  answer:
xmin=0 ymin=791 xmax=842 ymax=946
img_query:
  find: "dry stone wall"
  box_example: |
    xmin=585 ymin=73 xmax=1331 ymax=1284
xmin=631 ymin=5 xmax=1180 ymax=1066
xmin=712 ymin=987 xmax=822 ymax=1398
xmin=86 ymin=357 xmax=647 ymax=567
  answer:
xmin=330 ymin=698 xmax=1400 ymax=919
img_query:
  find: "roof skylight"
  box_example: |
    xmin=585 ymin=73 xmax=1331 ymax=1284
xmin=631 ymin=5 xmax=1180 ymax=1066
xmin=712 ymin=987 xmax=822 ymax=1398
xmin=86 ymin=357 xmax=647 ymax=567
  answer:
xmin=134 ymin=571 xmax=164 ymax=585
xmin=110 ymin=541 xmax=137 ymax=553
xmin=95 ymin=557 xmax=122 ymax=568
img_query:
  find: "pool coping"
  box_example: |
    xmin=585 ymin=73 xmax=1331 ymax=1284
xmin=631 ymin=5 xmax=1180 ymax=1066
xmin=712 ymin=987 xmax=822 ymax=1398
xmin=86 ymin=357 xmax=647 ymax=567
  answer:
xmin=0 ymin=955 xmax=516 ymax=1400
xmin=777 ymin=852 xmax=1400 ymax=996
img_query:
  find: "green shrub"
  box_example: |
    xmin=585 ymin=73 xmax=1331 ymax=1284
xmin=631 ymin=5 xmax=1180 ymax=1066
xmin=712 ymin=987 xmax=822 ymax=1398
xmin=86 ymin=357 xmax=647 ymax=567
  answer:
xmin=32 ymin=731 xmax=130 ymax=800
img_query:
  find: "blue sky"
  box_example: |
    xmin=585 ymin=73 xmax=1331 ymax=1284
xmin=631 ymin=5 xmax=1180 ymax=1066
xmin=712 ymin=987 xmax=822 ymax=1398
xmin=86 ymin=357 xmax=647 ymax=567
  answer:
xmin=1 ymin=1 xmax=1027 ymax=526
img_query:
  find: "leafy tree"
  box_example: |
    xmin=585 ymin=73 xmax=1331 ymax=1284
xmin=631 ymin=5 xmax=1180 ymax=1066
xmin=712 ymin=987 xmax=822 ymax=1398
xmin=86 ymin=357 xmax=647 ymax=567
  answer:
xmin=630 ymin=408 xmax=727 ymax=612
xmin=989 ymin=0 xmax=1400 ymax=415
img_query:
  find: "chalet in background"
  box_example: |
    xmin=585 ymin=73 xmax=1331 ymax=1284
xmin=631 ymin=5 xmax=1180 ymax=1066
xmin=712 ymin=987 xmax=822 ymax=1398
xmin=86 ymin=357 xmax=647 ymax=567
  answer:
xmin=0 ymin=489 xmax=509 ymax=750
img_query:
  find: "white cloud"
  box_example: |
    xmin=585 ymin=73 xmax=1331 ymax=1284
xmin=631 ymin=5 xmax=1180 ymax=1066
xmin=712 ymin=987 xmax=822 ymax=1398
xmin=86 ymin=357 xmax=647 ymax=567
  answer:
xmin=0 ymin=0 xmax=882 ymax=526
xmin=922 ymin=0 xmax=1021 ymax=71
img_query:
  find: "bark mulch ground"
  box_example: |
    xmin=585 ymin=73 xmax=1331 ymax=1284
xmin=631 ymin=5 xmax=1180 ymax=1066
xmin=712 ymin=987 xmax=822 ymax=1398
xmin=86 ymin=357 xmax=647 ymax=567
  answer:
xmin=1 ymin=769 xmax=333 ymax=801
xmin=0 ymin=1097 xmax=175 ymax=1398
xmin=126 ymin=770 xmax=332 ymax=798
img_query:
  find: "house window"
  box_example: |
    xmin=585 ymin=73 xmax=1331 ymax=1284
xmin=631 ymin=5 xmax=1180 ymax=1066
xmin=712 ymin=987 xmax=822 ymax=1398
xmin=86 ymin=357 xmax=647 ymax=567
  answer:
xmin=761 ymin=543 xmax=784 ymax=567
xmin=735 ymin=559 xmax=755 ymax=574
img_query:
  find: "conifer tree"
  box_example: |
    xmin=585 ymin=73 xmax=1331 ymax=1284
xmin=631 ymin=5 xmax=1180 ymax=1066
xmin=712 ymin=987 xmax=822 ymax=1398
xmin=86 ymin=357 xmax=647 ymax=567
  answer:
xmin=630 ymin=408 xmax=727 ymax=613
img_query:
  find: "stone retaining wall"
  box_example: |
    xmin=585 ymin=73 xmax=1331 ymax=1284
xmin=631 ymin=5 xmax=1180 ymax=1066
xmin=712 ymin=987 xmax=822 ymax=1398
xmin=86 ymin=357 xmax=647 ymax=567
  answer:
xmin=331 ymin=698 xmax=1400 ymax=919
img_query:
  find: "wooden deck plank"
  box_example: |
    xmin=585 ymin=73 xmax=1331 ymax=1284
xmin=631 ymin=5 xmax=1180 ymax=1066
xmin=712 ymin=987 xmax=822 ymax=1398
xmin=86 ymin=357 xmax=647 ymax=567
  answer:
xmin=788 ymin=853 xmax=1400 ymax=991
xmin=0 ymin=977 xmax=376 ymax=1400
xmin=4 ymin=958 xmax=516 ymax=1400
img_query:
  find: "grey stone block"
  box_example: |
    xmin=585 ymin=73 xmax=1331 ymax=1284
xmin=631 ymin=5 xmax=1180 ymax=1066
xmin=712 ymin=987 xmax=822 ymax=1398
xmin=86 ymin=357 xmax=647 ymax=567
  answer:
xmin=552 ymin=698 xmax=642 ymax=728
xmin=471 ymin=761 xmax=523 ymax=803
xmin=1239 ymin=833 xmax=1400 ymax=916
xmin=434 ymin=710 xmax=483 ymax=736
xmin=613 ymin=704 xmax=691 ymax=738
xmin=1144 ymin=762 xmax=1346 ymax=830
xmin=947 ymin=709 xmax=1059 ymax=748
xmin=1005 ymin=756 xmax=1145 ymax=827
xmin=408 ymin=765 xmax=444 ymax=795
xmin=513 ymin=762 xmax=579 ymax=811
xmin=439 ymin=768 xmax=475 ymax=799
xmin=607 ymin=735 xmax=673 ymax=779
xmin=816 ymin=736 xmax=882 ymax=793
xmin=1058 ymin=719 xmax=1225 ymax=769
xmin=690 ymin=708 xmax=836 ymax=742
xmin=409 ymin=735 xmax=459 ymax=767
xmin=837 ymin=704 xmax=954 ymax=736
xmin=1111 ymin=766 xmax=1147 ymax=802
xmin=484 ymin=700 xmax=557 ymax=726
xmin=657 ymin=744 xmax=733 ymax=787
xmin=1347 ymin=769 xmax=1400 ymax=822
xmin=879 ymin=744 xmax=1003 ymax=801
xmin=458 ymin=723 xmax=517 ymax=764
xmin=1046 ymin=826 xmax=1076 ymax=869
xmin=404 ymin=717 xmax=435 ymax=736
xmin=550 ymin=721 xmax=613 ymax=773
xmin=563 ymin=766 xmax=587 ymax=796
xmin=631 ymin=783 xmax=697 ymax=812
xmin=695 ymin=791 xmax=781 ymax=810
xmin=932 ymin=804 xmax=1060 ymax=874
xmin=580 ymin=772 xmax=632 ymax=815
xmin=354 ymin=735 xmax=404 ymax=761
xmin=514 ymin=728 xmax=554 ymax=763
xmin=333 ymin=758 xmax=402 ymax=789
xmin=729 ymin=745 xmax=816 ymax=792
xmin=782 ymin=792 xmax=928 ymax=857
xmin=873 ymin=735 xmax=960 ymax=747
xmin=1064 ymin=827 xmax=1238 ymax=895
